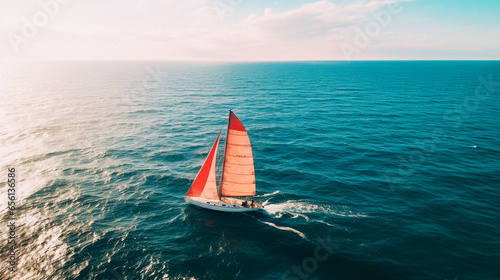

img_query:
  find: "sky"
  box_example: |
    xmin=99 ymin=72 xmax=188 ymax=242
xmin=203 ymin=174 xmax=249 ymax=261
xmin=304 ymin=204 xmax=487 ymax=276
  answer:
xmin=1 ymin=0 xmax=499 ymax=61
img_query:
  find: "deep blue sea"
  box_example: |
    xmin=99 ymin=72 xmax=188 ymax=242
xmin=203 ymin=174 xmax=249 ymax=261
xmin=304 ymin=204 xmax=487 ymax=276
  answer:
xmin=1 ymin=61 xmax=499 ymax=280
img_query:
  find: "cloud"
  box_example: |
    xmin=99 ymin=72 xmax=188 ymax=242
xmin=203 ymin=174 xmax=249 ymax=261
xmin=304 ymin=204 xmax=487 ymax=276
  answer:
xmin=14 ymin=0 xmax=497 ymax=61
xmin=107 ymin=0 xmax=417 ymax=60
xmin=243 ymin=0 xmax=414 ymax=39
xmin=192 ymin=6 xmax=219 ymax=18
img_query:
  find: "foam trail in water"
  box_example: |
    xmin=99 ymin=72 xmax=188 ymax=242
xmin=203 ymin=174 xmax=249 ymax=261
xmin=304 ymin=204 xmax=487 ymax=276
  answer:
xmin=316 ymin=220 xmax=338 ymax=228
xmin=255 ymin=190 xmax=280 ymax=198
xmin=265 ymin=200 xmax=368 ymax=219
xmin=262 ymin=199 xmax=270 ymax=206
xmin=290 ymin=212 xmax=310 ymax=221
xmin=261 ymin=221 xmax=308 ymax=240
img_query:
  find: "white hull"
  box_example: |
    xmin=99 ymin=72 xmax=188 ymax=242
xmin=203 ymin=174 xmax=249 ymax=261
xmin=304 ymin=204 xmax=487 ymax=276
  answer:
xmin=185 ymin=196 xmax=263 ymax=213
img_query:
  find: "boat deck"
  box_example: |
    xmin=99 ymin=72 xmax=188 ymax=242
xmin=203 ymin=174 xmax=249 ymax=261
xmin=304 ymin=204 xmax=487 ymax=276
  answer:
xmin=185 ymin=196 xmax=263 ymax=212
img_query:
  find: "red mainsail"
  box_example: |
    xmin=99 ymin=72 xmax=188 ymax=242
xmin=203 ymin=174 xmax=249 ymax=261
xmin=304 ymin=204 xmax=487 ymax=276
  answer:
xmin=221 ymin=111 xmax=256 ymax=197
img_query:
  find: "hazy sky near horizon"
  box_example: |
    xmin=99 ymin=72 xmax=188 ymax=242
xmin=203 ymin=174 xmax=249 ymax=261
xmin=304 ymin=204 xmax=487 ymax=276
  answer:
xmin=1 ymin=0 xmax=499 ymax=61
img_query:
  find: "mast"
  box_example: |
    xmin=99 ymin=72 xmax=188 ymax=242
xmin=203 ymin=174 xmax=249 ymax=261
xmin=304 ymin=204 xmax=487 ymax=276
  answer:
xmin=219 ymin=110 xmax=231 ymax=199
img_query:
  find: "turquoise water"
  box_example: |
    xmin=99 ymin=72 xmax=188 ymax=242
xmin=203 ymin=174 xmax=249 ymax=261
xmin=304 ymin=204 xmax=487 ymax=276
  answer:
xmin=0 ymin=61 xmax=499 ymax=280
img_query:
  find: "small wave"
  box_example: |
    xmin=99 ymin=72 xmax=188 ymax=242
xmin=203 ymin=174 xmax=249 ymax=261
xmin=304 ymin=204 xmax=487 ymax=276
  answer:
xmin=166 ymin=211 xmax=184 ymax=225
xmin=336 ymin=87 xmax=362 ymax=91
xmin=315 ymin=220 xmax=340 ymax=229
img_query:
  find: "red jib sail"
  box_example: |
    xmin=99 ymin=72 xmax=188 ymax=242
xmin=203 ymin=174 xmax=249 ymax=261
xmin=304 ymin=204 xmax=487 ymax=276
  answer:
xmin=186 ymin=132 xmax=221 ymax=199
xmin=221 ymin=111 xmax=256 ymax=197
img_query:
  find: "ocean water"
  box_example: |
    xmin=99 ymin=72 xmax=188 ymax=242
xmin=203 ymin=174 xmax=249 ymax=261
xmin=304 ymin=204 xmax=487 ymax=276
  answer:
xmin=0 ymin=61 xmax=499 ymax=280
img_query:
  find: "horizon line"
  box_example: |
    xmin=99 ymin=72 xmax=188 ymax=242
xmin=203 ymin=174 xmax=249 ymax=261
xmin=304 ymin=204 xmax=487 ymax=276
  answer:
xmin=2 ymin=58 xmax=500 ymax=63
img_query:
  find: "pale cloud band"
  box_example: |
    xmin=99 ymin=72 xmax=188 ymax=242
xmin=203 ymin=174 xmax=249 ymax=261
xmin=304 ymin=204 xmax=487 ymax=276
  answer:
xmin=1 ymin=0 xmax=498 ymax=61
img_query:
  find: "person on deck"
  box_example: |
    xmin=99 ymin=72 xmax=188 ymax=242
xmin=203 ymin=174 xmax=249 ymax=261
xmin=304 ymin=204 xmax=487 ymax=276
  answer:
xmin=242 ymin=200 xmax=248 ymax=207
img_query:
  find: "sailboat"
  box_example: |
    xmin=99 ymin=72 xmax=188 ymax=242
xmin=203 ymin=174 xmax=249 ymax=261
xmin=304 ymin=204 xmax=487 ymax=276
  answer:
xmin=184 ymin=110 xmax=264 ymax=212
